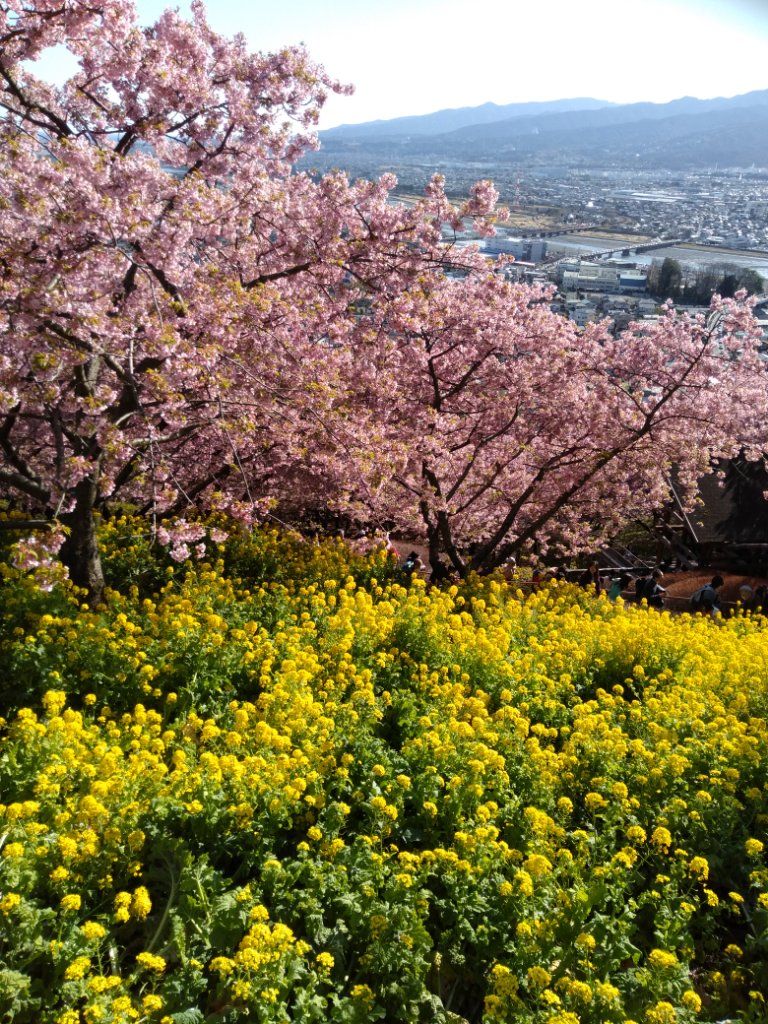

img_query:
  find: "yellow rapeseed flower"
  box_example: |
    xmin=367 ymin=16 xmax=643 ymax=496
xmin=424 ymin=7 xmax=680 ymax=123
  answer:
xmin=136 ymin=951 xmax=166 ymax=973
xmin=64 ymin=956 xmax=92 ymax=981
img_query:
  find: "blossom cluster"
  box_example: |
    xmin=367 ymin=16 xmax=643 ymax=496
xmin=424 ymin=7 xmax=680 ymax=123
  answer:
xmin=1 ymin=524 xmax=768 ymax=1022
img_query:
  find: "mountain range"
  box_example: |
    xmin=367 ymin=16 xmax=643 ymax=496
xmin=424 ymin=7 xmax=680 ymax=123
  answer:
xmin=322 ymin=97 xmax=614 ymax=139
xmin=318 ymin=90 xmax=768 ymax=169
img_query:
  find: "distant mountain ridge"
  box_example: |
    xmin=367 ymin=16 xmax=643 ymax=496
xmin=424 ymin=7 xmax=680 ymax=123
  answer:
xmin=438 ymin=90 xmax=768 ymax=143
xmin=318 ymin=89 xmax=768 ymax=170
xmin=322 ymin=98 xmax=614 ymax=139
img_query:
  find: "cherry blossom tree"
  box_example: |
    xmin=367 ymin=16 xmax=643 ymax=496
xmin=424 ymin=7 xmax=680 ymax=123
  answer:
xmin=327 ymin=275 xmax=768 ymax=575
xmin=0 ymin=0 xmax=495 ymax=597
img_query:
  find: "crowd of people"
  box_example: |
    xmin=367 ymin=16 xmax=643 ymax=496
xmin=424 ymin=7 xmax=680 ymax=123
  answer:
xmin=577 ymin=564 xmax=768 ymax=616
xmin=395 ymin=546 xmax=768 ymax=618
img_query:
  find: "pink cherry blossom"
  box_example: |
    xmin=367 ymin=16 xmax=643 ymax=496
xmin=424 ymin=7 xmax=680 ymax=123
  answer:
xmin=1 ymin=1 xmax=766 ymax=594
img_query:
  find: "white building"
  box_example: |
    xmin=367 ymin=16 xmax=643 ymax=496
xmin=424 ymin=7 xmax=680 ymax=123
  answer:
xmin=484 ymin=237 xmax=548 ymax=262
xmin=568 ymin=301 xmax=598 ymax=327
xmin=562 ymin=263 xmax=621 ymax=293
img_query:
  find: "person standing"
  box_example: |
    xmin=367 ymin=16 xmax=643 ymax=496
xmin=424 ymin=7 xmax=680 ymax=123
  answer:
xmin=690 ymin=575 xmax=724 ymax=616
xmin=401 ymin=550 xmax=424 ymax=582
xmin=578 ymin=561 xmax=602 ymax=593
xmin=633 ymin=573 xmax=649 ymax=603
xmin=644 ymin=569 xmax=666 ymax=609
xmin=751 ymin=585 xmax=768 ymax=615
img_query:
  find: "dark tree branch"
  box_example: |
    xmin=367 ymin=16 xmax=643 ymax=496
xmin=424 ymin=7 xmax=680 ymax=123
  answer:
xmin=241 ymin=261 xmax=313 ymax=290
xmin=0 ymin=468 xmax=50 ymax=503
xmin=0 ymin=63 xmax=72 ymax=138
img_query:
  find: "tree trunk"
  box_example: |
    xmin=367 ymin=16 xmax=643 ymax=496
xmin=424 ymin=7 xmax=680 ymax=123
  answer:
xmin=59 ymin=476 xmax=105 ymax=603
xmin=426 ymin=523 xmax=441 ymax=579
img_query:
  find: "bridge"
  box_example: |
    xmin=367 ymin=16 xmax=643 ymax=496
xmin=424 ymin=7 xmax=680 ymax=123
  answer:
xmin=538 ymin=237 xmax=683 ymax=271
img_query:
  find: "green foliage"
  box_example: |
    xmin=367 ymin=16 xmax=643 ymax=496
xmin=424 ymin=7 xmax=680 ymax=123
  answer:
xmin=1 ymin=524 xmax=768 ymax=1022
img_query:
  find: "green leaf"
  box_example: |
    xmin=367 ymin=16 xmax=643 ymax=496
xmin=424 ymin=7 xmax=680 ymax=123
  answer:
xmin=170 ymin=1009 xmax=205 ymax=1024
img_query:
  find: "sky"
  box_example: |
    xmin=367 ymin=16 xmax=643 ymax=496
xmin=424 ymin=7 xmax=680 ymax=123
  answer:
xmin=33 ymin=0 xmax=768 ymax=129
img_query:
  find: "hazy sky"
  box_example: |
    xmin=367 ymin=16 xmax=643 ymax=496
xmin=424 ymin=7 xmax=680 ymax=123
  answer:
xmin=34 ymin=0 xmax=768 ymax=128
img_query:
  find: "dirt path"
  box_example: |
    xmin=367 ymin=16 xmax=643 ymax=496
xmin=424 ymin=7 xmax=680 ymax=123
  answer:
xmin=655 ymin=571 xmax=767 ymax=612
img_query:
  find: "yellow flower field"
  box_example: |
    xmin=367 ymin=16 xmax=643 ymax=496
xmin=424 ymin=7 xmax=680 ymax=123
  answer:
xmin=1 ymin=521 xmax=767 ymax=1023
